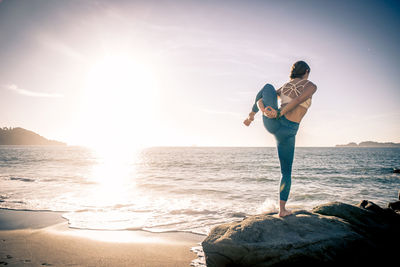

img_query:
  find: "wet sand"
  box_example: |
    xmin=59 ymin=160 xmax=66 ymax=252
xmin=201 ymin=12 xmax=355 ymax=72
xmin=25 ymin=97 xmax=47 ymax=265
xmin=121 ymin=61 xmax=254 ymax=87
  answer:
xmin=0 ymin=209 xmax=205 ymax=266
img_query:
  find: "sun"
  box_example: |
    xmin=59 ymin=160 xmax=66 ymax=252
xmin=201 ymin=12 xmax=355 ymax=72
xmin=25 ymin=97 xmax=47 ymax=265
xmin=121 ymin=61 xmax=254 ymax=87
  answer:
xmin=70 ymin=53 xmax=160 ymax=214
xmin=78 ymin=53 xmax=158 ymax=151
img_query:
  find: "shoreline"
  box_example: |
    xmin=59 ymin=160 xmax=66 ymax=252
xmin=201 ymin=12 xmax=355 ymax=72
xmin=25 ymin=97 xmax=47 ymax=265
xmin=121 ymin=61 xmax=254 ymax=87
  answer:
xmin=0 ymin=208 xmax=205 ymax=266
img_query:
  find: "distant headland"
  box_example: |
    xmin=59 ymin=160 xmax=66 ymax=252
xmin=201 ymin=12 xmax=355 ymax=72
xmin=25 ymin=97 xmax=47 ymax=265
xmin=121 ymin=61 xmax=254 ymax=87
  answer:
xmin=0 ymin=127 xmax=65 ymax=146
xmin=336 ymin=141 xmax=400 ymax=147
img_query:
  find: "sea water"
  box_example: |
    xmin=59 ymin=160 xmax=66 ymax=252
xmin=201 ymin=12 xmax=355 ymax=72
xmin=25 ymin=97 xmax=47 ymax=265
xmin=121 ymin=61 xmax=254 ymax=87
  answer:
xmin=0 ymin=146 xmax=399 ymax=235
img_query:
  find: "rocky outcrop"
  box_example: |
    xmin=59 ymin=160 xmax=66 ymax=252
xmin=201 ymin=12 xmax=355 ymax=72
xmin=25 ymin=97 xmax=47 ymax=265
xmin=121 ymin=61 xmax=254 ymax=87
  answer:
xmin=201 ymin=201 xmax=400 ymax=267
xmin=336 ymin=141 xmax=400 ymax=147
xmin=388 ymin=191 xmax=400 ymax=213
xmin=0 ymin=127 xmax=65 ymax=145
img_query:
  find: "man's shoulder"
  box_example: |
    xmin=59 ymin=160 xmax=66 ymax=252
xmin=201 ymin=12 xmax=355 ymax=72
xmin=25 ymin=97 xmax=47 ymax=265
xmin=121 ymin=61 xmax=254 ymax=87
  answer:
xmin=306 ymin=80 xmax=317 ymax=90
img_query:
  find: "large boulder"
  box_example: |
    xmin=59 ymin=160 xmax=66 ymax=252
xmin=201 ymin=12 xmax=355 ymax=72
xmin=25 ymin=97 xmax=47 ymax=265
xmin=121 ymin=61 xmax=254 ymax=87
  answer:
xmin=313 ymin=201 xmax=400 ymax=238
xmin=202 ymin=201 xmax=400 ymax=267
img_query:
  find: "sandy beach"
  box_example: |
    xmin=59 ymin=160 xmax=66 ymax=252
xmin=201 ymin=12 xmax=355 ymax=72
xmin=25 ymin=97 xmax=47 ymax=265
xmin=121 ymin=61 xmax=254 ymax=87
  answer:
xmin=0 ymin=209 xmax=205 ymax=267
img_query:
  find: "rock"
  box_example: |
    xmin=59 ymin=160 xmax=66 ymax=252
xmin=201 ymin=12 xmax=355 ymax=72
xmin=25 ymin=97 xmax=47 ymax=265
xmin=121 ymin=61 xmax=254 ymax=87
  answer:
xmin=202 ymin=201 xmax=400 ymax=267
xmin=388 ymin=201 xmax=400 ymax=211
xmin=313 ymin=201 xmax=400 ymax=238
xmin=359 ymin=200 xmax=400 ymax=221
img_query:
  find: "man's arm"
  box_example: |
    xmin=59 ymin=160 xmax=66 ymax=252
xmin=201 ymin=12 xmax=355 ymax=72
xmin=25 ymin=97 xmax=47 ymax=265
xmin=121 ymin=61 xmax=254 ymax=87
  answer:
xmin=280 ymin=84 xmax=317 ymax=117
xmin=276 ymin=87 xmax=282 ymax=100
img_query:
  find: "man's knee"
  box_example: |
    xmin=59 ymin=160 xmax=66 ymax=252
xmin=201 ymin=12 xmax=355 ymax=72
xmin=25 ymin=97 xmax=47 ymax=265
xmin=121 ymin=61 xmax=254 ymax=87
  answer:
xmin=262 ymin=83 xmax=275 ymax=93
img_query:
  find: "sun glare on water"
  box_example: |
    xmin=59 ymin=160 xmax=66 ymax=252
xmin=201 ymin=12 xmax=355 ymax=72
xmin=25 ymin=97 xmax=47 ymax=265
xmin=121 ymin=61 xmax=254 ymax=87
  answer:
xmin=73 ymin=53 xmax=159 ymax=225
xmin=86 ymin=148 xmax=139 ymax=207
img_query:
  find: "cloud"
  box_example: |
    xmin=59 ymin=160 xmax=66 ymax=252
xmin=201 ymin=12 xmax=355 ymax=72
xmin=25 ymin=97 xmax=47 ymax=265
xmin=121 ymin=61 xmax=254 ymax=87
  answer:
xmin=3 ymin=84 xmax=64 ymax=98
xmin=37 ymin=34 xmax=86 ymax=63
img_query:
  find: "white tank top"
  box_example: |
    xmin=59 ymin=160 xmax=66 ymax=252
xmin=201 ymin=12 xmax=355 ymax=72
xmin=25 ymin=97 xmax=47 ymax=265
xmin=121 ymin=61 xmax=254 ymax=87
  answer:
xmin=279 ymin=79 xmax=312 ymax=109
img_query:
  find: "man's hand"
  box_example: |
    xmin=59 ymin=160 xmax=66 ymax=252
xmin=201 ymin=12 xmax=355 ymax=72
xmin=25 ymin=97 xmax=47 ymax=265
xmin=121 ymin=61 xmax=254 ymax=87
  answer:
xmin=263 ymin=106 xmax=277 ymax=119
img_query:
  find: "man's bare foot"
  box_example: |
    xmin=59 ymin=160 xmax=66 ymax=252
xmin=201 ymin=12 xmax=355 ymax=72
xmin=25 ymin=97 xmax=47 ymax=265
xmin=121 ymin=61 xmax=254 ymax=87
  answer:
xmin=278 ymin=209 xmax=292 ymax=217
xmin=243 ymin=112 xmax=255 ymax=126
xmin=243 ymin=117 xmax=253 ymax=126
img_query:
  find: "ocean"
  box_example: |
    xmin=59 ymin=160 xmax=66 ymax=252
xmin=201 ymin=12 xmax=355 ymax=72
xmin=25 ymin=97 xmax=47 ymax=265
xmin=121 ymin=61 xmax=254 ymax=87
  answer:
xmin=0 ymin=146 xmax=399 ymax=236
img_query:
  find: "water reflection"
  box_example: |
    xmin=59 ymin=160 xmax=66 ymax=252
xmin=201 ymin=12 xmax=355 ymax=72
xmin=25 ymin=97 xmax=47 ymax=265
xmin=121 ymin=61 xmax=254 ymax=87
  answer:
xmin=86 ymin=146 xmax=141 ymax=206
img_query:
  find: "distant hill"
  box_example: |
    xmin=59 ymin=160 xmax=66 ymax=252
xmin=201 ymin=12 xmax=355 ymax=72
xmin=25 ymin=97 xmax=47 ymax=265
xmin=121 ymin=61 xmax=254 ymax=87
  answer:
xmin=336 ymin=141 xmax=400 ymax=147
xmin=0 ymin=127 xmax=66 ymax=146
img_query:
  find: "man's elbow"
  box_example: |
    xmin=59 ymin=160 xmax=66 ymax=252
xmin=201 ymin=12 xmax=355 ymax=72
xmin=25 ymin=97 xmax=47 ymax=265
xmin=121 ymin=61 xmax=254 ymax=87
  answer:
xmin=312 ymin=85 xmax=317 ymax=94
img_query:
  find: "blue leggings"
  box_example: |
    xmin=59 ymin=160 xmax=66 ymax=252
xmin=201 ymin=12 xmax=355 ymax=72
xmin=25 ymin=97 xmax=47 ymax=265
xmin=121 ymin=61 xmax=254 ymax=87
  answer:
xmin=252 ymin=84 xmax=299 ymax=201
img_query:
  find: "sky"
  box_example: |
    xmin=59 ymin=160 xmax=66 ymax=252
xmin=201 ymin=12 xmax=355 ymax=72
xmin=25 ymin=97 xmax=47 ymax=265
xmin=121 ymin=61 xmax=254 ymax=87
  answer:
xmin=0 ymin=0 xmax=399 ymax=147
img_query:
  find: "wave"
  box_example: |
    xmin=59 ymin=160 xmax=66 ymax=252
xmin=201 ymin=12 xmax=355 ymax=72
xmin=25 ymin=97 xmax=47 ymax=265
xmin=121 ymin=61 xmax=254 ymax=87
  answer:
xmin=229 ymin=211 xmax=248 ymax=217
xmin=9 ymin=177 xmax=35 ymax=182
xmin=169 ymin=209 xmax=218 ymax=215
xmin=62 ymin=211 xmax=209 ymax=236
xmin=0 ymin=196 xmax=7 ymax=202
xmin=141 ymin=227 xmax=207 ymax=236
xmin=0 ymin=207 xmax=67 ymax=213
